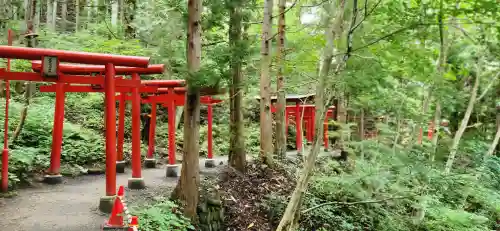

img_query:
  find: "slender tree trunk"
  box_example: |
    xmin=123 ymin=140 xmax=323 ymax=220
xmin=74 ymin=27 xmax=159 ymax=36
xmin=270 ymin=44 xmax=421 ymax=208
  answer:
xmin=111 ymin=0 xmax=118 ymax=28
xmin=46 ymin=0 xmax=52 ymax=25
xmin=124 ymin=0 xmax=136 ymax=37
xmin=171 ymin=0 xmax=202 ymax=222
xmin=61 ymin=0 xmax=68 ymax=31
xmin=486 ymin=116 xmax=500 ymax=156
xmin=276 ymin=1 xmax=346 ymax=230
xmin=51 ymin=0 xmax=57 ymax=30
xmin=175 ymin=107 xmax=183 ymax=129
xmin=11 ymin=1 xmax=36 ymax=143
xmin=75 ymin=0 xmax=80 ymax=31
xmin=444 ymin=66 xmax=481 ymax=174
xmin=275 ymin=0 xmax=287 ymax=159
xmin=259 ymin=0 xmax=274 ymax=166
xmin=228 ymin=0 xmax=246 ymax=172
xmin=430 ymin=102 xmax=441 ymax=161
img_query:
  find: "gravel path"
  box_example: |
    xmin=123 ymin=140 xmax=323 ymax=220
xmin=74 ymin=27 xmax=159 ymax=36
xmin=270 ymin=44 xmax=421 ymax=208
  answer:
xmin=0 ymin=157 xmax=225 ymax=231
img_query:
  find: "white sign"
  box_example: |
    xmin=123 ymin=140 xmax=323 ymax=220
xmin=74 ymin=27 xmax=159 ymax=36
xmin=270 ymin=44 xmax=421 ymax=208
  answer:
xmin=42 ymin=56 xmax=58 ymax=78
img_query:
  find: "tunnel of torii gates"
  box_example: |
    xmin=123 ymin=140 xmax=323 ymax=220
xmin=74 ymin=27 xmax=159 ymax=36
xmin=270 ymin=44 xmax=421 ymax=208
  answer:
xmin=268 ymin=94 xmax=336 ymax=153
xmin=0 ymin=44 xmax=221 ymax=213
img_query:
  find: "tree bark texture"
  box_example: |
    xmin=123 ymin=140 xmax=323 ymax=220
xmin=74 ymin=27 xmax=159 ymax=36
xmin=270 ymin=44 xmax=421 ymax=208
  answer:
xmin=259 ymin=0 xmax=274 ymax=166
xmin=228 ymin=0 xmax=246 ymax=172
xmin=171 ymin=0 xmax=202 ymax=222
xmin=275 ymin=0 xmax=287 ymax=159
xmin=276 ymin=1 xmax=346 ymax=230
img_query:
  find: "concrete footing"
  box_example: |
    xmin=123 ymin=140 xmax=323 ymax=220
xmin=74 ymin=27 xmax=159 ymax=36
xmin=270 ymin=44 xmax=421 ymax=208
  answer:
xmin=43 ymin=174 xmax=63 ymax=185
xmin=127 ymin=177 xmax=146 ymax=190
xmin=165 ymin=164 xmax=180 ymax=178
xmin=204 ymin=159 xmax=216 ymax=168
xmin=116 ymin=161 xmax=126 ymax=173
xmin=144 ymin=158 xmax=157 ymax=168
xmin=99 ymin=195 xmax=116 ymax=213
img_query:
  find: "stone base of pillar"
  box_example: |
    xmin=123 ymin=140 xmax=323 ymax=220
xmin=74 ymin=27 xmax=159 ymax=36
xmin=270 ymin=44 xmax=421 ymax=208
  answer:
xmin=127 ymin=177 xmax=146 ymax=189
xmin=144 ymin=158 xmax=157 ymax=168
xmin=116 ymin=161 xmax=126 ymax=173
xmin=98 ymin=195 xmax=115 ymax=213
xmin=204 ymin=159 xmax=216 ymax=168
xmin=43 ymin=174 xmax=63 ymax=185
xmin=165 ymin=164 xmax=180 ymax=178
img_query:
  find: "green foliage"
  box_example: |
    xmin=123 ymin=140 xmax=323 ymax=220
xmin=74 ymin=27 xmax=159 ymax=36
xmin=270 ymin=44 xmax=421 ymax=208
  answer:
xmin=135 ymin=200 xmax=195 ymax=231
xmin=0 ymin=98 xmax=105 ymax=187
xmin=263 ymin=136 xmax=500 ymax=231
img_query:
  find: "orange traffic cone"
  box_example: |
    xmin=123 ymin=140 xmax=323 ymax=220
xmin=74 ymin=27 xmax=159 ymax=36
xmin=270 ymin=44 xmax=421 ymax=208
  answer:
xmin=129 ymin=216 xmax=139 ymax=227
xmin=107 ymin=197 xmax=125 ymax=227
xmin=117 ymin=185 xmax=125 ymax=198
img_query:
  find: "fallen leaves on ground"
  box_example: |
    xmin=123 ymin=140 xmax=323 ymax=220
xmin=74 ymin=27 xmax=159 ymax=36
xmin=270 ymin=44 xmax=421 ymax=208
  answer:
xmin=220 ymin=162 xmax=295 ymax=231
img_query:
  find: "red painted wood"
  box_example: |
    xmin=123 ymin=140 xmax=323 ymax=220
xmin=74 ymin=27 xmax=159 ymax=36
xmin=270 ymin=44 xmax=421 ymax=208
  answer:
xmin=147 ymin=103 xmax=157 ymax=159
xmin=131 ymin=73 xmax=142 ymax=178
xmin=48 ymin=83 xmax=65 ymax=175
xmin=32 ymin=61 xmax=164 ymax=75
xmin=207 ymin=104 xmax=213 ymax=159
xmin=167 ymin=94 xmax=176 ymax=165
xmin=117 ymin=93 xmax=126 ymax=162
xmin=104 ymin=64 xmax=117 ymax=196
xmin=1 ymin=30 xmax=13 ymax=192
xmin=0 ymin=70 xmax=141 ymax=87
xmin=39 ymin=84 xmax=157 ymax=93
xmin=142 ymin=80 xmax=185 ymax=87
xmin=0 ymin=45 xmax=150 ymax=67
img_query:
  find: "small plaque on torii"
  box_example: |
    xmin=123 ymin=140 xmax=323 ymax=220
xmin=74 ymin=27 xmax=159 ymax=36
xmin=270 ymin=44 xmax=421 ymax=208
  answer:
xmin=41 ymin=56 xmax=59 ymax=78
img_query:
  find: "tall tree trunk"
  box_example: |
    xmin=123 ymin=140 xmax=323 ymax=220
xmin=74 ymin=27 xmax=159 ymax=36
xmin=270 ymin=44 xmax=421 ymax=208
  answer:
xmin=171 ymin=0 xmax=202 ymax=222
xmin=275 ymin=0 xmax=286 ymax=159
xmin=228 ymin=0 xmax=246 ymax=172
xmin=124 ymin=0 xmax=136 ymax=37
xmin=111 ymin=0 xmax=118 ymax=28
xmin=259 ymin=0 xmax=274 ymax=166
xmin=276 ymin=1 xmax=346 ymax=230
xmin=51 ymin=0 xmax=57 ymax=30
xmin=444 ymin=65 xmax=481 ymax=173
xmin=46 ymin=0 xmax=52 ymax=25
xmin=11 ymin=1 xmax=36 ymax=143
xmin=61 ymin=0 xmax=68 ymax=31
xmin=75 ymin=0 xmax=80 ymax=31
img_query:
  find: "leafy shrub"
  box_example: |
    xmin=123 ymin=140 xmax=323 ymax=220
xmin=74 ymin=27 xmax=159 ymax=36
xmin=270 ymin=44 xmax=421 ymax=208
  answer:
xmin=135 ymin=200 xmax=195 ymax=231
xmin=0 ymin=98 xmax=105 ymax=187
xmin=262 ymin=137 xmax=500 ymax=231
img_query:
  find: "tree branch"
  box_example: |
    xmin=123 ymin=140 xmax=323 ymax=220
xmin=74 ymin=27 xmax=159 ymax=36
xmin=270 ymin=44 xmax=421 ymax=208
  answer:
xmin=476 ymin=72 xmax=499 ymax=102
xmin=301 ymin=196 xmax=411 ymax=214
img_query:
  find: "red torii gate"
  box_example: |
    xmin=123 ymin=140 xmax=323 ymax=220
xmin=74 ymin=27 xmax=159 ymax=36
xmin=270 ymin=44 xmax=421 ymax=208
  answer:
xmin=272 ymin=104 xmax=335 ymax=151
xmin=139 ymin=85 xmax=223 ymax=177
xmin=37 ymin=71 xmax=223 ymax=178
xmin=34 ymin=62 xmax=165 ymax=193
xmin=0 ymin=44 xmax=150 ymax=213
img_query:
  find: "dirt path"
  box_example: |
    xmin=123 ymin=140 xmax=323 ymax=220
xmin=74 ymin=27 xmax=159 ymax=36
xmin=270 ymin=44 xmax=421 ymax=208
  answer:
xmin=0 ymin=157 xmax=225 ymax=231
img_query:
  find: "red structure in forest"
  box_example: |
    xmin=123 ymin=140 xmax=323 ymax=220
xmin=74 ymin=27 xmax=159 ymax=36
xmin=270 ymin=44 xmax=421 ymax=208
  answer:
xmin=0 ymin=44 xmax=151 ymax=213
xmin=268 ymin=94 xmax=337 ymax=152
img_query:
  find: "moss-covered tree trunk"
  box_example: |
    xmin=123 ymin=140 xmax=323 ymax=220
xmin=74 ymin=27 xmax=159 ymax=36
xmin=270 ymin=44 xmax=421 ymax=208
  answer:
xmin=259 ymin=0 xmax=274 ymax=166
xmin=228 ymin=0 xmax=246 ymax=172
xmin=274 ymin=0 xmax=286 ymax=159
xmin=171 ymin=0 xmax=202 ymax=222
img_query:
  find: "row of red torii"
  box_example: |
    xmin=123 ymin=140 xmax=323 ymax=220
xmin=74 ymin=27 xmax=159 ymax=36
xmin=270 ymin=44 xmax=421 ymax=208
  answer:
xmin=0 ymin=37 xmax=227 ymax=212
xmin=0 ymin=37 xmax=336 ymax=213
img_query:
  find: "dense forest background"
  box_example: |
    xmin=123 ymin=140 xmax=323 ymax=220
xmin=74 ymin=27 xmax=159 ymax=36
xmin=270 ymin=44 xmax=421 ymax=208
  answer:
xmin=0 ymin=0 xmax=499 ymax=230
